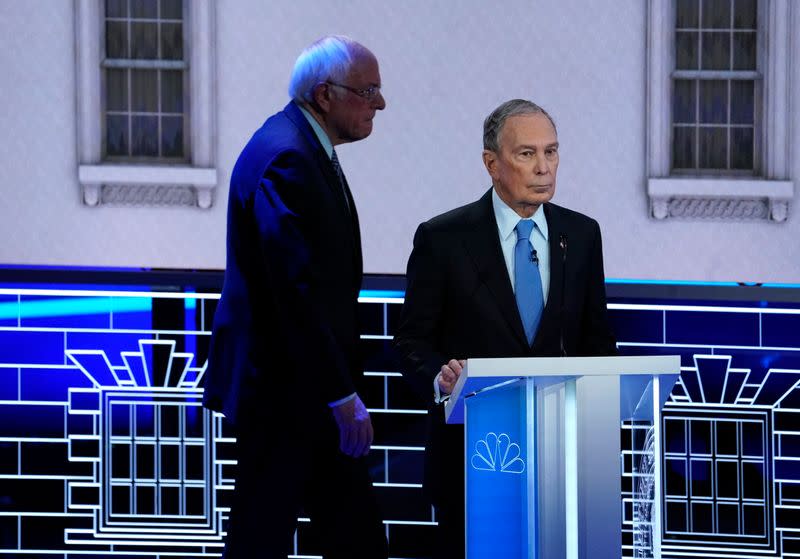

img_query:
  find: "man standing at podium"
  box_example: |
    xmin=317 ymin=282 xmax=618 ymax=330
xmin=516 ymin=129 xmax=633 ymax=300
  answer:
xmin=203 ymin=36 xmax=388 ymax=558
xmin=393 ymin=99 xmax=617 ymax=558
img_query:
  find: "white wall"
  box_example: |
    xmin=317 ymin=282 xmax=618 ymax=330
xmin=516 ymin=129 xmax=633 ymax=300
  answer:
xmin=0 ymin=1 xmax=797 ymax=282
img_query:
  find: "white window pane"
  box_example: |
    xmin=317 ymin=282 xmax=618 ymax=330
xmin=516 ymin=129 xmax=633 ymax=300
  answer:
xmin=702 ymin=0 xmax=732 ymax=28
xmin=673 ymin=79 xmax=696 ymax=123
xmin=733 ymin=0 xmax=757 ymax=29
xmin=160 ymin=70 xmax=183 ymax=113
xmin=731 ymin=127 xmax=754 ymax=169
xmin=698 ymin=127 xmax=727 ymax=168
xmin=699 ymin=80 xmax=727 ymax=124
xmin=106 ymin=115 xmax=129 ymax=156
xmin=131 ymin=69 xmax=158 ymax=112
xmin=105 ymin=0 xmax=127 ymax=18
xmin=732 ymin=31 xmax=756 ymax=70
xmin=106 ymin=68 xmax=128 ymax=111
xmin=161 ymin=116 xmax=183 ymax=157
xmin=701 ymin=31 xmax=730 ymax=70
xmin=132 ymin=115 xmax=159 ymax=156
xmin=730 ymin=80 xmax=754 ymax=124
xmin=676 ymin=0 xmax=699 ymax=28
xmin=131 ymin=0 xmax=157 ymax=19
xmin=160 ymin=22 xmax=183 ymax=60
xmin=676 ymin=31 xmax=699 ymax=70
xmin=131 ymin=21 xmax=158 ymax=59
xmin=105 ymin=20 xmax=128 ymax=58
xmin=160 ymin=0 xmax=182 ymax=20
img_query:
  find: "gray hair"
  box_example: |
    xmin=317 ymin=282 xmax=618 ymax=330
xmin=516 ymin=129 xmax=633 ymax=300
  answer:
xmin=483 ymin=99 xmax=557 ymax=152
xmin=288 ymin=35 xmax=370 ymax=103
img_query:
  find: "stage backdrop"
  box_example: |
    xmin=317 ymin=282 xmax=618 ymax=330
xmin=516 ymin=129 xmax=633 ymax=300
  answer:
xmin=1 ymin=268 xmax=800 ymax=558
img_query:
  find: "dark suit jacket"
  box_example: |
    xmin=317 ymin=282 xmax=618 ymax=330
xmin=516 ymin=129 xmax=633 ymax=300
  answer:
xmin=203 ymin=101 xmax=363 ymax=425
xmin=393 ymin=188 xmax=617 ymax=503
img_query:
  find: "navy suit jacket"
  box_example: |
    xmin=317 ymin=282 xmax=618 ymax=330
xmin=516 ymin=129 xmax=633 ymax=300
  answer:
xmin=393 ymin=188 xmax=617 ymax=502
xmin=203 ymin=101 xmax=363 ymax=425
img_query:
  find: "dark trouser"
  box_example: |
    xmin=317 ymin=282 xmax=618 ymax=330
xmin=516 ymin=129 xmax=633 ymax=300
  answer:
xmin=223 ymin=410 xmax=388 ymax=559
xmin=427 ymin=421 xmax=466 ymax=559
xmin=433 ymin=496 xmax=465 ymax=559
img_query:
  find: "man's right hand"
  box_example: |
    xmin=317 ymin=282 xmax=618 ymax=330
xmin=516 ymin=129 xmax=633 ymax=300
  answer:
xmin=331 ymin=394 xmax=373 ymax=458
xmin=437 ymin=359 xmax=466 ymax=396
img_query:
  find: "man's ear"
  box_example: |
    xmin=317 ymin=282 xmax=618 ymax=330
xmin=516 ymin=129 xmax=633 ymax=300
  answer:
xmin=482 ymin=150 xmax=498 ymax=178
xmin=312 ymin=82 xmax=332 ymax=113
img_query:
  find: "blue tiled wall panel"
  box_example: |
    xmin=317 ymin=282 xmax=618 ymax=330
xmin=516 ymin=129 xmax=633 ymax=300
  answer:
xmin=19 ymin=367 xmax=94 ymax=402
xmin=19 ymin=296 xmax=112 ymax=329
xmin=608 ymin=309 xmax=664 ymax=343
xmin=0 ymin=441 xmax=17 ymax=475
xmin=0 ymin=478 xmax=64 ymax=512
xmin=387 ymin=449 xmax=426 ymax=484
xmin=0 ymin=369 xmax=17 ymax=400
xmin=109 ymin=297 xmax=153 ymax=329
xmin=0 ymin=295 xmax=19 ymax=327
xmin=779 ymin=434 xmax=800 ymax=458
xmin=775 ymin=459 xmax=800 ymax=481
xmin=665 ymin=310 xmax=760 ymax=346
xmin=762 ymin=312 xmax=800 ymax=348
xmin=0 ymin=404 xmax=66 ymax=438
xmin=19 ymin=515 xmax=92 ymax=550
xmin=0 ymin=331 xmax=65 ymax=365
xmin=20 ymin=442 xmax=93 ymax=477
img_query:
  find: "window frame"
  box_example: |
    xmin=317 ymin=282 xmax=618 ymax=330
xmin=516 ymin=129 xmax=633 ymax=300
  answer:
xmin=646 ymin=0 xmax=793 ymax=222
xmin=75 ymin=0 xmax=217 ymax=208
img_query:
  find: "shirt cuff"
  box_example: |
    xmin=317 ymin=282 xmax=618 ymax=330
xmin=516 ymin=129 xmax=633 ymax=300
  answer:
xmin=433 ymin=373 xmax=449 ymax=404
xmin=328 ymin=392 xmax=357 ymax=408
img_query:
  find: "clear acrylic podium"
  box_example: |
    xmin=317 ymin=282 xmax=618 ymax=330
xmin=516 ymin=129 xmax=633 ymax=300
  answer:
xmin=444 ymin=355 xmax=680 ymax=559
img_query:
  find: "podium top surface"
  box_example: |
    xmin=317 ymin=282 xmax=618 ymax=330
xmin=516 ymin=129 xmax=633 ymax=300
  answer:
xmin=444 ymin=355 xmax=680 ymax=423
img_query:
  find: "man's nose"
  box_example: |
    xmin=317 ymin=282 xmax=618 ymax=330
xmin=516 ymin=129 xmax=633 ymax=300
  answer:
xmin=372 ymin=90 xmax=386 ymax=110
xmin=534 ymin=153 xmax=548 ymax=174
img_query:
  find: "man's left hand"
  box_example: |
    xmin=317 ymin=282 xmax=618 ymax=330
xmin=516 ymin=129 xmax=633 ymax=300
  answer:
xmin=330 ymin=395 xmax=373 ymax=458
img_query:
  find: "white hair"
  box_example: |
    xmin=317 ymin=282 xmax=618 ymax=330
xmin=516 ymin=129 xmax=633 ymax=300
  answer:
xmin=288 ymin=35 xmax=369 ymax=103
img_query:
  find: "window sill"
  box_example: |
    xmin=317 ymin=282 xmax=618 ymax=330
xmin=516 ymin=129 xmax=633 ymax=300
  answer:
xmin=647 ymin=178 xmax=794 ymax=222
xmin=78 ymin=164 xmax=218 ymax=209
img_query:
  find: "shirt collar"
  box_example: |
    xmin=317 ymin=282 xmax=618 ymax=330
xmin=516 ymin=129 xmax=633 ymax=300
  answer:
xmin=491 ymin=188 xmax=549 ymax=241
xmin=298 ymin=103 xmax=334 ymax=159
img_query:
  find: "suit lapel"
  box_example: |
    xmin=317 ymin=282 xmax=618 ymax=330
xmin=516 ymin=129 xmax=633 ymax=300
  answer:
xmin=462 ymin=189 xmax=529 ymax=349
xmin=284 ymin=102 xmax=354 ymax=222
xmin=342 ymin=174 xmax=363 ymax=279
xmin=284 ymin=102 xmax=362 ymax=278
xmin=532 ymin=203 xmax=564 ymax=352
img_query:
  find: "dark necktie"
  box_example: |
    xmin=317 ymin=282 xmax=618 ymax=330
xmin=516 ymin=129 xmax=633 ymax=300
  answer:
xmin=514 ymin=219 xmax=544 ymax=345
xmin=331 ymin=149 xmax=351 ymax=214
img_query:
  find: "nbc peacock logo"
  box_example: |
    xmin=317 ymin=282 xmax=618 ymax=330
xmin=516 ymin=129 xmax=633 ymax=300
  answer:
xmin=471 ymin=432 xmax=526 ymax=474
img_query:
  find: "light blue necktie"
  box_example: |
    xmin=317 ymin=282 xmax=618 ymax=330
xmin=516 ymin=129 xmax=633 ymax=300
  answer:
xmin=514 ymin=219 xmax=544 ymax=346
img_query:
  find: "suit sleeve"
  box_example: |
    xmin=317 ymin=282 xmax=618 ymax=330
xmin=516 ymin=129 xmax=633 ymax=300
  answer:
xmin=253 ymin=148 xmax=355 ymax=404
xmin=393 ymin=223 xmax=448 ymax=403
xmin=578 ymin=220 xmax=618 ymax=356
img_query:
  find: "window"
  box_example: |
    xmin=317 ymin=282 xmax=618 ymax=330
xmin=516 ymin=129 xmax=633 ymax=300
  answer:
xmin=75 ymin=0 xmax=217 ymax=208
xmin=646 ymin=0 xmax=793 ymax=221
xmin=103 ymin=0 xmax=188 ymax=160
xmin=672 ymin=0 xmax=758 ymax=173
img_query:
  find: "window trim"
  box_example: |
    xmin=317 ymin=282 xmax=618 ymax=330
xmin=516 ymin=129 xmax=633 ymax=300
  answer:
xmin=646 ymin=0 xmax=794 ymax=222
xmin=75 ymin=0 xmax=217 ymax=209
